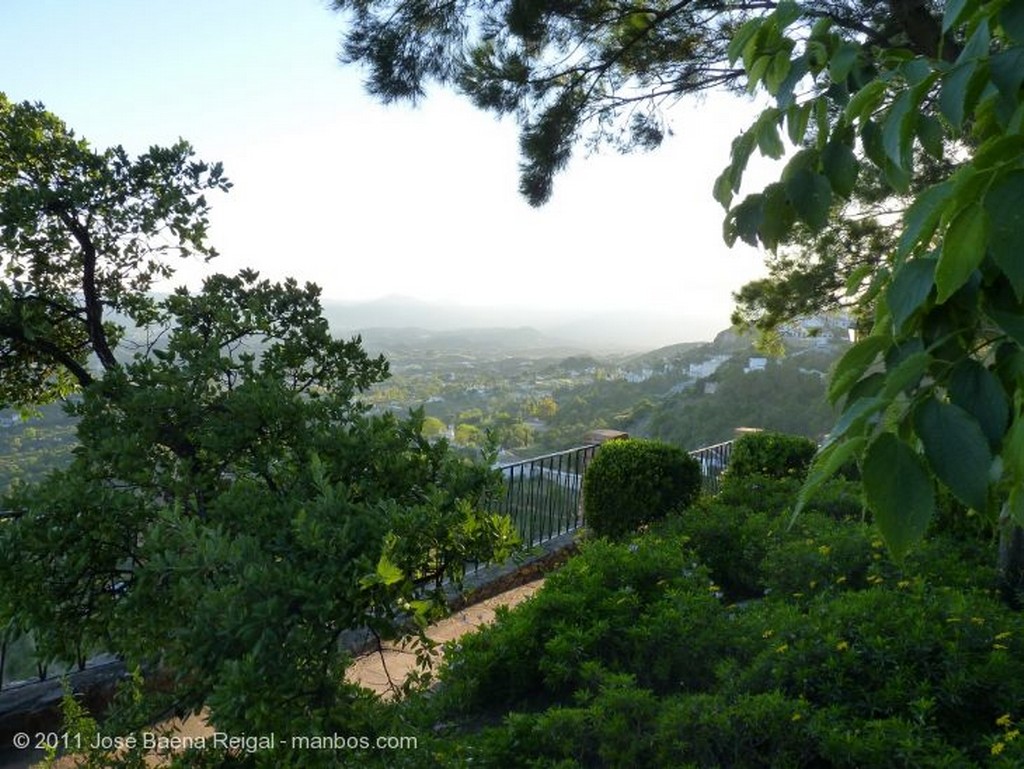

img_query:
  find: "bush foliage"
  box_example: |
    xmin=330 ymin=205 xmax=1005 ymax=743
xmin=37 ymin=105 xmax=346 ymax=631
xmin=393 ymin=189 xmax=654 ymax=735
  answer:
xmin=361 ymin=465 xmax=1018 ymax=769
xmin=582 ymin=438 xmax=702 ymax=539
xmin=726 ymin=430 xmax=818 ymax=482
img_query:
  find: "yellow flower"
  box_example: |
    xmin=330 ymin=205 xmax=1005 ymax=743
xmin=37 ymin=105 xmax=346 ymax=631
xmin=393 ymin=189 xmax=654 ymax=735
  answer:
xmin=817 ymin=545 xmax=831 ymax=556
xmin=775 ymin=643 xmax=789 ymax=654
xmin=763 ymin=629 xmax=775 ymax=639
xmin=835 ymin=576 xmax=847 ymax=584
xmin=897 ymin=580 xmax=911 ymax=589
xmin=997 ymin=714 xmax=1013 ymax=728
xmin=1007 ymin=729 xmax=1020 ymax=742
xmin=994 ymin=643 xmax=1009 ymax=650
xmin=992 ymin=741 xmax=1006 ymax=756
xmin=836 ymin=641 xmax=849 ymax=652
xmin=995 ymin=631 xmax=1013 ymax=641
xmin=972 ymin=616 xmax=986 ymax=625
xmin=809 ymin=580 xmax=817 ymax=589
xmin=791 ymin=712 xmax=802 ymax=722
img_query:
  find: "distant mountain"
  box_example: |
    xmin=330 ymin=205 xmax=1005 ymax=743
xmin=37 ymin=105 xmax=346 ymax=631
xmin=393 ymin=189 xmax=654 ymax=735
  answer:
xmin=356 ymin=326 xmax=586 ymax=358
xmin=321 ymin=296 xmax=718 ymax=352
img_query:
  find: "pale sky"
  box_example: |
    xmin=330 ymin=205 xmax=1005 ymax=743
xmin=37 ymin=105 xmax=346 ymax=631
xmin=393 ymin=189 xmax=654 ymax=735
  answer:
xmin=1 ymin=0 xmax=773 ymax=342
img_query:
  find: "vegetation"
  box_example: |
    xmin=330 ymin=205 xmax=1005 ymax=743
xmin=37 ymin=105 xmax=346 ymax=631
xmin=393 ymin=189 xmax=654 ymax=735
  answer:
xmin=583 ymin=438 xmax=702 ymax=539
xmin=0 ymin=96 xmax=517 ymax=762
xmin=726 ymin=430 xmax=818 ymax=481
xmin=276 ymin=465 xmax=1018 ymax=769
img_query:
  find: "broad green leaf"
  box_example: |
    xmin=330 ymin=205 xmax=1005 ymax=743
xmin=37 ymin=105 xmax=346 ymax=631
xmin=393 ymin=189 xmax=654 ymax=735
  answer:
xmin=936 ymin=203 xmax=988 ymax=303
xmin=728 ymin=18 xmax=763 ymax=65
xmin=943 ymin=0 xmax=978 ymax=34
xmin=843 ymin=80 xmax=887 ymax=123
xmin=948 ymin=360 xmax=1010 ymax=448
xmin=776 ymin=56 xmax=808 ymax=109
xmin=766 ymin=49 xmax=793 ymax=95
xmin=829 ymin=334 xmax=889 ymax=404
xmin=1002 ymin=3 xmax=1024 ymax=44
xmin=940 ymin=60 xmax=978 ymax=130
xmin=881 ymin=350 xmax=931 ymax=398
xmin=913 ymin=397 xmax=991 ymax=511
xmin=956 ymin=17 xmax=991 ymax=65
xmin=375 ymin=553 xmax=404 ymax=586
xmin=794 ymin=436 xmax=866 ymax=517
xmin=882 ymin=90 xmax=915 ymax=168
xmin=748 ymin=54 xmax=773 ymax=90
xmin=984 ymin=170 xmax=1024 ymax=301
xmin=973 ymin=135 xmax=1024 ymax=170
xmin=989 ymin=48 xmax=1024 ymax=105
xmin=756 ymin=117 xmax=785 ymax=158
xmin=822 ymin=396 xmax=885 ymax=447
xmin=988 ymin=307 xmax=1024 ymax=347
xmin=1003 ymin=413 xmax=1024 ymax=481
xmin=726 ymin=193 xmax=765 ymax=247
xmin=887 ymin=256 xmax=935 ymax=329
xmin=758 ymin=182 xmax=795 ymax=249
xmin=862 ymin=432 xmax=935 ymax=560
xmin=916 ymin=114 xmax=944 ymax=159
xmin=829 ymin=42 xmax=860 ymax=83
xmin=901 ymin=182 xmax=954 ymax=257
xmin=785 ymin=168 xmax=832 ymax=230
xmin=821 ymin=139 xmax=859 ymax=197
xmin=786 ymin=102 xmax=812 ymax=145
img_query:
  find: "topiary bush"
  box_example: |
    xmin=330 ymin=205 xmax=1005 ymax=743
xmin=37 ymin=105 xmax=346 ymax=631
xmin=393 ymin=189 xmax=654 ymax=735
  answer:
xmin=726 ymin=430 xmax=818 ymax=482
xmin=583 ymin=438 xmax=702 ymax=539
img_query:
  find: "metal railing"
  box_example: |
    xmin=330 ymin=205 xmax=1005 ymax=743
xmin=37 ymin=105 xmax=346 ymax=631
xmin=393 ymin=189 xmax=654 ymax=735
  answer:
xmin=688 ymin=440 xmax=733 ymax=495
xmin=489 ymin=444 xmax=598 ymax=550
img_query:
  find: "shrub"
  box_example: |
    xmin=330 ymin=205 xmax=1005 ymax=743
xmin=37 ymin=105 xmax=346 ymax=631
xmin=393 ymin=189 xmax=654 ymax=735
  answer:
xmin=583 ymin=439 xmax=701 ymax=539
xmin=726 ymin=431 xmax=818 ymax=482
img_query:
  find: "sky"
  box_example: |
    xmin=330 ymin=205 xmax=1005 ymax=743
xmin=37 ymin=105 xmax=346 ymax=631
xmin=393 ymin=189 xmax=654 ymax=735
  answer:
xmin=1 ymin=0 xmax=775 ymax=344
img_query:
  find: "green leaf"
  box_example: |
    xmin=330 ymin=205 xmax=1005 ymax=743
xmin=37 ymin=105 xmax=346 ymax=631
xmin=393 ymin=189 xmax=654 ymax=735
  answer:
xmin=913 ymin=397 xmax=991 ymax=511
xmin=943 ymin=0 xmax=978 ymax=34
xmin=829 ymin=42 xmax=861 ymax=83
xmin=948 ymin=360 xmax=1010 ymax=449
xmin=940 ymin=60 xmax=978 ymax=131
xmin=794 ymin=436 xmax=866 ymax=517
xmin=936 ymin=203 xmax=988 ymax=303
xmin=882 ymin=90 xmax=915 ymax=168
xmin=916 ymin=114 xmax=944 ymax=159
xmin=758 ymin=182 xmax=796 ymax=249
xmin=843 ymin=80 xmax=887 ymax=123
xmin=989 ymin=48 xmax=1024 ymax=105
xmin=786 ymin=102 xmax=812 ymax=145
xmin=829 ymin=334 xmax=889 ymax=404
xmin=821 ymin=139 xmax=859 ymax=197
xmin=375 ymin=553 xmax=404 ymax=586
xmin=824 ymin=396 xmax=886 ymax=446
xmin=756 ymin=116 xmax=785 ymax=159
xmin=785 ymin=168 xmax=832 ymax=231
xmin=862 ymin=432 xmax=935 ymax=560
xmin=985 ymin=170 xmax=1024 ymax=301
xmin=728 ymin=18 xmax=763 ymax=65
xmin=881 ymin=350 xmax=931 ymax=398
xmin=887 ymin=256 xmax=935 ymax=329
xmin=726 ymin=193 xmax=765 ymax=247
xmin=1001 ymin=3 xmax=1024 ymax=44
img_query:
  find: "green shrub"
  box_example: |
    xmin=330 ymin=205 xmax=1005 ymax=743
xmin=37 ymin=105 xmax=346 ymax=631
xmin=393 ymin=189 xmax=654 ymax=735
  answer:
xmin=726 ymin=431 xmax=818 ymax=481
xmin=583 ymin=439 xmax=701 ymax=539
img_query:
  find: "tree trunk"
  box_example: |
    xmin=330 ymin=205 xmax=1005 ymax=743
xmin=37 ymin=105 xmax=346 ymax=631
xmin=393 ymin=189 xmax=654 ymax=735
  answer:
xmin=998 ymin=503 xmax=1024 ymax=608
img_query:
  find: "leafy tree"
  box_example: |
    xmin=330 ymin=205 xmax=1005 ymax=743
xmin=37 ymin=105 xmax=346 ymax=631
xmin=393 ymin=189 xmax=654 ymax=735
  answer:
xmin=332 ymin=0 xmax=970 ymax=205
xmin=717 ymin=0 xmax=1024 ymax=593
xmin=0 ymin=98 xmax=518 ymax=763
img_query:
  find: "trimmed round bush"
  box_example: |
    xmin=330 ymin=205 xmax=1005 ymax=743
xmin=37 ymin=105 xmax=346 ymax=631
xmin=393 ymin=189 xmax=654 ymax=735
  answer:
xmin=726 ymin=430 xmax=817 ymax=481
xmin=583 ymin=439 xmax=702 ymax=539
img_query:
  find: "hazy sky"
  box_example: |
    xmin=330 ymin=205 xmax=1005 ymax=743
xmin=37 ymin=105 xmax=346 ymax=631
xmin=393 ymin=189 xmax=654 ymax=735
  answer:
xmin=2 ymin=0 xmax=775 ymax=341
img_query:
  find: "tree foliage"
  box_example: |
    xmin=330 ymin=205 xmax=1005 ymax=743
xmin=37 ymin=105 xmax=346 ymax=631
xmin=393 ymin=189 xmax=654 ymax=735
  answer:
xmin=331 ymin=0 xmax=938 ymax=206
xmin=0 ymin=97 xmax=519 ymax=761
xmin=719 ymin=0 xmax=1024 ymax=571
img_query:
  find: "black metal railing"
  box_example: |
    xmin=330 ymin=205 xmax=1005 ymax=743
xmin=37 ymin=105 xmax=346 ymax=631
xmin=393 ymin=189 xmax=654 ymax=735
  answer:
xmin=489 ymin=444 xmax=598 ymax=550
xmin=688 ymin=440 xmax=733 ymax=495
